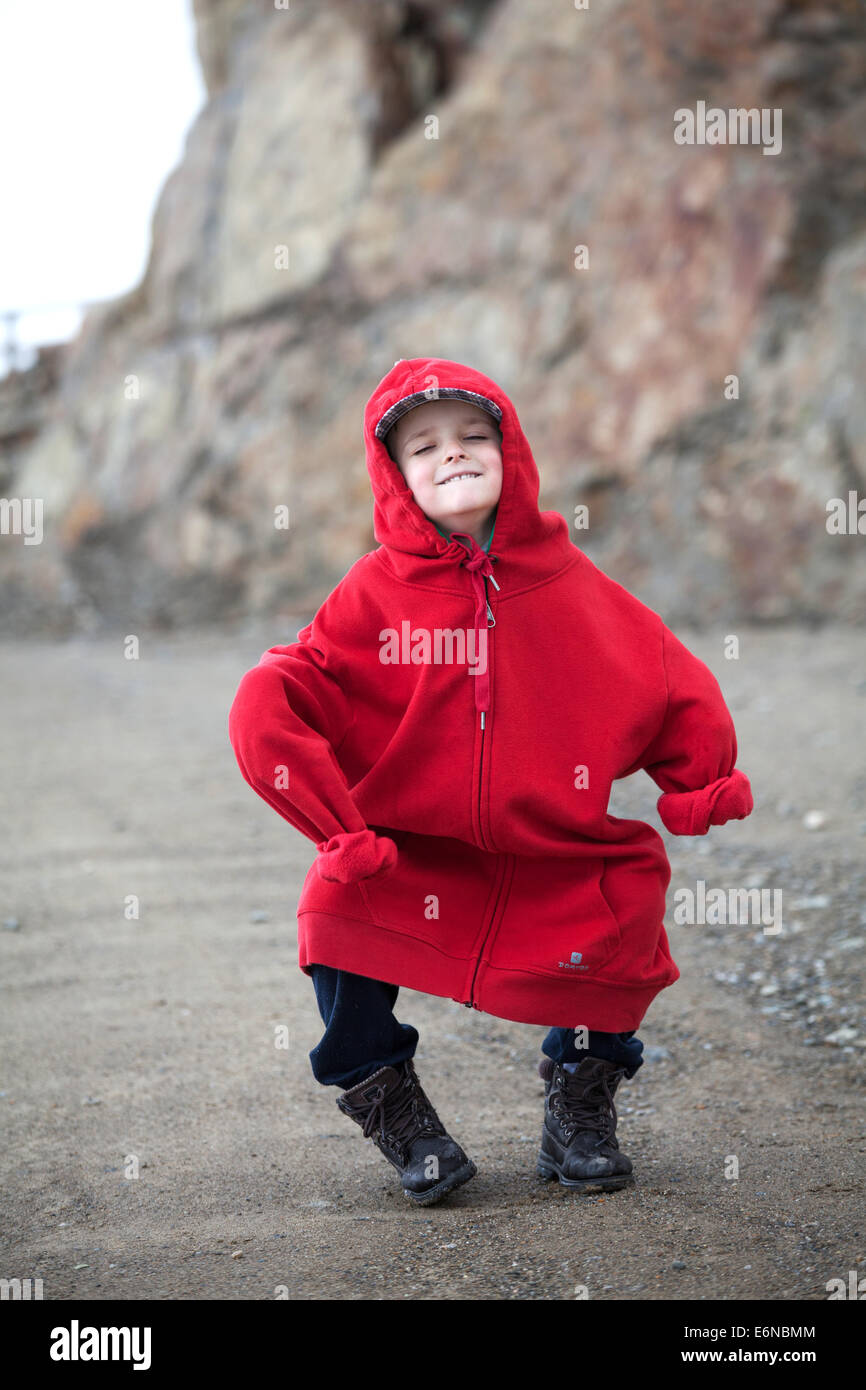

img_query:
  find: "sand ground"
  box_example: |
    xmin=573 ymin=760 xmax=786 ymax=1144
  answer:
xmin=1 ymin=623 xmax=864 ymax=1301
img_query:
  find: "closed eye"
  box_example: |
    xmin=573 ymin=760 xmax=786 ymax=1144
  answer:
xmin=413 ymin=434 xmax=487 ymax=455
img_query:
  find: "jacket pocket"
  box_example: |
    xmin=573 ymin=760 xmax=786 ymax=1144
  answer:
xmin=593 ymin=857 xmax=625 ymax=970
xmin=488 ymin=854 xmax=623 ymax=978
xmin=357 ymin=831 xmax=502 ymax=957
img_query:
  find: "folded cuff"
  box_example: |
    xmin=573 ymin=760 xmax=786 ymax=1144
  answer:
xmin=657 ymin=768 xmax=753 ymax=836
xmin=315 ymin=828 xmax=398 ymax=884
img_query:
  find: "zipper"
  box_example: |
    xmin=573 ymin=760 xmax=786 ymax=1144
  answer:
xmin=464 ymin=851 xmax=513 ymax=1009
xmin=464 ymin=564 xmax=500 ymax=1007
xmin=476 ymin=569 xmax=498 ymax=843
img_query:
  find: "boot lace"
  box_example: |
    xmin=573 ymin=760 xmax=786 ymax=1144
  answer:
xmin=355 ymin=1065 xmax=443 ymax=1156
xmin=553 ymin=1065 xmax=626 ymax=1144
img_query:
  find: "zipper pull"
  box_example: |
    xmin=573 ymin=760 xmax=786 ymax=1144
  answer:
xmin=484 ymin=570 xmax=497 ymax=625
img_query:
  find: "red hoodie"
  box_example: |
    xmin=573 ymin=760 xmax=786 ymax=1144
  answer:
xmin=228 ymin=357 xmax=753 ymax=1031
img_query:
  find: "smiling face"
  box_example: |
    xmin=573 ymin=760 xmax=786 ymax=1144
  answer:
xmin=387 ymin=398 xmax=503 ymax=544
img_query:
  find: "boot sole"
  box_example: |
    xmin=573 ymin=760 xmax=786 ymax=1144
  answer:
xmin=403 ymin=1159 xmax=478 ymax=1206
xmin=536 ymin=1156 xmax=634 ymax=1193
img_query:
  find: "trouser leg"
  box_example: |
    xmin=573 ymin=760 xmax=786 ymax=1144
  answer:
xmin=307 ymin=963 xmax=420 ymax=1088
xmin=541 ymin=1026 xmax=644 ymax=1079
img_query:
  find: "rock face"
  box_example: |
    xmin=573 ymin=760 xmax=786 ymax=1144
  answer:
xmin=1 ymin=0 xmax=864 ymax=634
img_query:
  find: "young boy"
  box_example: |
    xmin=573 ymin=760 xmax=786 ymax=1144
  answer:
xmin=228 ymin=357 xmax=753 ymax=1207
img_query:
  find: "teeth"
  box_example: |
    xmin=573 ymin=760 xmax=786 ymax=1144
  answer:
xmin=440 ymin=473 xmax=480 ymax=484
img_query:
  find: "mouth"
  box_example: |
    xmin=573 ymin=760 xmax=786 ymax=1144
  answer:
xmin=436 ymin=471 xmax=482 ymax=487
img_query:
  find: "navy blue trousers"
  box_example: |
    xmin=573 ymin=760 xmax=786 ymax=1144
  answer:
xmin=308 ymin=964 xmax=644 ymax=1089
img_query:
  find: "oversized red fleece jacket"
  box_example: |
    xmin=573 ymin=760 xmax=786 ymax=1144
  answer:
xmin=228 ymin=357 xmax=754 ymax=1031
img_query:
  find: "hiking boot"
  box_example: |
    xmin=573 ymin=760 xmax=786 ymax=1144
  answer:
xmin=336 ymin=1058 xmax=477 ymax=1206
xmin=536 ymin=1055 xmax=635 ymax=1193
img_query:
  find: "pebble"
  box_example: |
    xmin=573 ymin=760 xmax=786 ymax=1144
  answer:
xmin=823 ymin=1027 xmax=859 ymax=1045
xmin=672 ymin=1260 xmax=686 ymax=1269
xmin=2 ymin=917 xmax=20 ymax=931
xmin=803 ymin=810 xmax=827 ymax=830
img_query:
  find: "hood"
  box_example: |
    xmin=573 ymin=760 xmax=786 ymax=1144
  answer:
xmin=362 ymin=357 xmax=574 ymax=590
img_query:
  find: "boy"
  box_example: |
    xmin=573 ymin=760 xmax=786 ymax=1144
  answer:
xmin=228 ymin=357 xmax=753 ymax=1206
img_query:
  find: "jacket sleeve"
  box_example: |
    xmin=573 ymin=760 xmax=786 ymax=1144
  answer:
xmin=639 ymin=624 xmax=754 ymax=836
xmin=227 ymin=607 xmax=397 ymax=885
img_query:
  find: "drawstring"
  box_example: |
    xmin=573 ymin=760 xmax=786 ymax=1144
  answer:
xmin=445 ymin=532 xmax=500 ymax=722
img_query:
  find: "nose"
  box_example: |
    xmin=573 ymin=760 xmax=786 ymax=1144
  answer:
xmin=443 ymin=437 xmax=470 ymax=462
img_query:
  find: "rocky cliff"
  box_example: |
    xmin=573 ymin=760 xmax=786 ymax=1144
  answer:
xmin=1 ymin=0 xmax=864 ymax=633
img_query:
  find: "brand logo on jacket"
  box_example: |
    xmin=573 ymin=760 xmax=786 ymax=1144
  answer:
xmin=558 ymin=950 xmax=589 ymax=971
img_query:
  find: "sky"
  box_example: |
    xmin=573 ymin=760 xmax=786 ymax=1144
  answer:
xmin=0 ymin=0 xmax=206 ymax=376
